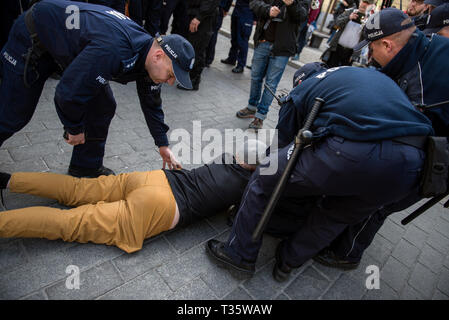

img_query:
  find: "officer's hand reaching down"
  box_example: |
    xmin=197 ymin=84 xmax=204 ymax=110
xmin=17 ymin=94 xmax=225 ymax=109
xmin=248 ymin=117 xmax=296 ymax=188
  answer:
xmin=65 ymin=132 xmax=85 ymax=146
xmin=159 ymin=146 xmax=182 ymax=170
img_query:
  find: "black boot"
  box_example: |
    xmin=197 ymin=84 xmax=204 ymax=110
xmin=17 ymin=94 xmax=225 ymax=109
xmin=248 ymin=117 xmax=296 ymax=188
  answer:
xmin=272 ymin=241 xmax=295 ymax=282
xmin=206 ymin=239 xmax=255 ymax=274
xmin=313 ymin=248 xmax=360 ymax=270
xmin=68 ymin=165 xmax=115 ymax=178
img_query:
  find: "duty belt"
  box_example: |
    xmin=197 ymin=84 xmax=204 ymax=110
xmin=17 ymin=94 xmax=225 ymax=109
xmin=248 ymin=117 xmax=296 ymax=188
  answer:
xmin=392 ymin=136 xmax=427 ymax=150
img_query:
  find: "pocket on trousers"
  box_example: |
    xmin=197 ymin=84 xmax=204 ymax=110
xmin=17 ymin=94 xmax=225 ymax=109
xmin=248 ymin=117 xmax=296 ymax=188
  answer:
xmin=326 ymin=136 xmax=376 ymax=163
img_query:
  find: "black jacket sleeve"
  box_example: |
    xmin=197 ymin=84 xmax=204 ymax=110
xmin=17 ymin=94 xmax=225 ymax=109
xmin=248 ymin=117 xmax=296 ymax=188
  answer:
xmin=249 ymin=0 xmax=271 ymax=20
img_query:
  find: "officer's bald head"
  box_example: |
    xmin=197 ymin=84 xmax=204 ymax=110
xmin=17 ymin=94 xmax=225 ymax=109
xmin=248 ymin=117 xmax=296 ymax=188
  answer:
xmin=144 ymin=41 xmax=176 ymax=85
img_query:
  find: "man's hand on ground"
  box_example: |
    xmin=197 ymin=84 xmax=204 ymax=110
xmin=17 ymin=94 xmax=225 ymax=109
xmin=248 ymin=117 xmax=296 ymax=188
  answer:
xmin=159 ymin=146 xmax=182 ymax=170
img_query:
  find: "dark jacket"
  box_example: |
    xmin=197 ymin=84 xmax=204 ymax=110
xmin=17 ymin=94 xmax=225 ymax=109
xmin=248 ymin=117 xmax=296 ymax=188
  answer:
xmin=186 ymin=0 xmax=220 ymax=21
xmin=277 ymin=67 xmax=434 ymax=148
xmin=381 ymin=30 xmax=449 ymax=137
xmin=328 ymin=6 xmax=359 ymax=51
xmin=250 ymin=0 xmax=310 ymax=56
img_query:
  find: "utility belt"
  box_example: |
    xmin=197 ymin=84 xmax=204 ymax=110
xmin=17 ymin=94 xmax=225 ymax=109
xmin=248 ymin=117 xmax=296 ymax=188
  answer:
xmin=391 ymin=135 xmax=448 ymax=197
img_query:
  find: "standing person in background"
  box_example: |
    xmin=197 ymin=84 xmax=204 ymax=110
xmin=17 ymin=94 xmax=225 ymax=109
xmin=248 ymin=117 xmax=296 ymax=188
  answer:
xmin=159 ymin=0 xmax=189 ymax=37
xmin=292 ymin=0 xmax=322 ymax=61
xmin=407 ymin=0 xmax=430 ymax=30
xmin=220 ymin=0 xmax=255 ymax=73
xmin=127 ymin=0 xmax=162 ymax=36
xmin=423 ymin=3 xmax=449 ymax=37
xmin=235 ymin=0 xmax=309 ymax=131
xmin=206 ymin=0 xmax=233 ymax=67
xmin=177 ymin=0 xmax=221 ymax=91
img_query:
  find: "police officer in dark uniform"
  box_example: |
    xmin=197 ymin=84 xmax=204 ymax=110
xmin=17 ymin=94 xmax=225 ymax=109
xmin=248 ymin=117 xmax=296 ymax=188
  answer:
xmin=206 ymin=0 xmax=233 ymax=66
xmin=314 ymin=8 xmax=449 ymax=270
xmin=0 ymin=0 xmax=195 ymax=177
xmin=160 ymin=0 xmax=189 ymax=37
xmin=127 ymin=0 xmax=163 ymax=36
xmin=205 ymin=64 xmax=434 ymax=281
xmin=177 ymin=0 xmax=221 ymax=91
xmin=220 ymin=0 xmax=254 ymax=73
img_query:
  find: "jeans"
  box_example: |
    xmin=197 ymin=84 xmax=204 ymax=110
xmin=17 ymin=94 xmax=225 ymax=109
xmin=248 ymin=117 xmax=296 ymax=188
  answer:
xmin=247 ymin=42 xmax=289 ymax=120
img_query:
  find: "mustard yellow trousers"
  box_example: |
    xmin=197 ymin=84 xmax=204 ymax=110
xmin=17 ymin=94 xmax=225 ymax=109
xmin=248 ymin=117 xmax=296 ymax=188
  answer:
xmin=0 ymin=170 xmax=176 ymax=253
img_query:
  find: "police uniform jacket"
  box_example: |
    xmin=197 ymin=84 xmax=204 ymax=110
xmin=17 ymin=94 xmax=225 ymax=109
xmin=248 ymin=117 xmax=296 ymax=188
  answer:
xmin=185 ymin=0 xmax=220 ymax=21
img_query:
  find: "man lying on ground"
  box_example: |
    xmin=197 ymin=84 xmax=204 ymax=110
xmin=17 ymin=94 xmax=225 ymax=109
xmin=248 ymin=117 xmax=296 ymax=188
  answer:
xmin=0 ymin=140 xmax=266 ymax=253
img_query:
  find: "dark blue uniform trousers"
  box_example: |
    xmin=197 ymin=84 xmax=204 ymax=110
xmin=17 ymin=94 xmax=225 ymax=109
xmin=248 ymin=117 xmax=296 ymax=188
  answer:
xmin=0 ymin=15 xmax=116 ymax=169
xmin=223 ymin=136 xmax=425 ymax=267
xmin=227 ymin=7 xmax=253 ymax=68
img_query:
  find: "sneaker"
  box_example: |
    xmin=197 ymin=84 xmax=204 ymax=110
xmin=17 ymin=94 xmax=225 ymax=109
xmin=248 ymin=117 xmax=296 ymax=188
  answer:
xmin=0 ymin=172 xmax=11 ymax=190
xmin=68 ymin=165 xmax=115 ymax=178
xmin=220 ymin=58 xmax=235 ymax=66
xmin=248 ymin=118 xmax=263 ymax=130
xmin=232 ymin=66 xmax=244 ymax=73
xmin=236 ymin=107 xmax=256 ymax=118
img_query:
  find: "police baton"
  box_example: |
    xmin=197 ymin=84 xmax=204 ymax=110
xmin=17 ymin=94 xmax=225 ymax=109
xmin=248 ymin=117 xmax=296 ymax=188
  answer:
xmin=252 ymin=97 xmax=325 ymax=242
xmin=401 ymin=192 xmax=449 ymax=225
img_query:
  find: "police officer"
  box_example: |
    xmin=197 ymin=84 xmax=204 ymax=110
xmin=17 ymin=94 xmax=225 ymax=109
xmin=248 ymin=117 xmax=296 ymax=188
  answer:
xmin=127 ymin=0 xmax=162 ymax=36
xmin=407 ymin=0 xmax=430 ymax=30
xmin=423 ymin=3 xmax=449 ymax=37
xmin=0 ymin=0 xmax=195 ymax=177
xmin=160 ymin=0 xmax=189 ymax=37
xmin=206 ymin=64 xmax=434 ymax=281
xmin=314 ymin=8 xmax=449 ymax=270
xmin=177 ymin=0 xmax=220 ymax=91
xmin=206 ymin=0 xmax=233 ymax=67
xmin=220 ymin=0 xmax=254 ymax=73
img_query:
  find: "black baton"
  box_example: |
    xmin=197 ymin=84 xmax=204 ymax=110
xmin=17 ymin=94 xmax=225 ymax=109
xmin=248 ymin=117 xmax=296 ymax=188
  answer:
xmin=252 ymin=97 xmax=325 ymax=242
xmin=401 ymin=192 xmax=449 ymax=225
xmin=264 ymin=83 xmax=283 ymax=105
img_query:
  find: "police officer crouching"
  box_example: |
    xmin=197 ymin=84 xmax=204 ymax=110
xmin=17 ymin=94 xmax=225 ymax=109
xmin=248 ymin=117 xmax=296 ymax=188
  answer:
xmin=205 ymin=63 xmax=434 ymax=281
xmin=0 ymin=0 xmax=195 ymax=178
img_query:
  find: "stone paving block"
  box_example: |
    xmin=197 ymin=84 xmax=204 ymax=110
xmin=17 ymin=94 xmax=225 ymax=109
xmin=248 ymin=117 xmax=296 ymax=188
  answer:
xmin=98 ymin=270 xmax=172 ymax=300
xmin=380 ymin=257 xmax=410 ymax=294
xmin=104 ymin=142 xmax=135 ymax=158
xmin=322 ymin=273 xmax=367 ymax=300
xmin=20 ymin=119 xmax=46 ymax=133
xmin=426 ymin=231 xmax=449 ymax=255
xmin=401 ymin=285 xmax=425 ymax=300
xmin=0 ymin=243 xmax=122 ymax=299
xmin=386 ymin=211 xmax=409 ymax=230
xmin=362 ymin=281 xmax=399 ymax=300
xmin=9 ymin=142 xmax=62 ymax=162
xmin=206 ymin=211 xmax=230 ymax=234
xmin=242 ymin=260 xmax=305 ymax=300
xmin=409 ymin=263 xmax=438 ymax=298
xmin=311 ymin=262 xmax=343 ymax=282
xmin=21 ymin=238 xmax=77 ymax=261
xmin=5 ymin=192 xmax=55 ymax=210
xmin=200 ymin=260 xmax=241 ymax=299
xmin=21 ymin=291 xmax=47 ymax=300
xmin=432 ymin=290 xmax=449 ymax=300
xmin=0 ymin=240 xmax=27 ymax=273
xmin=411 ymin=206 xmax=439 ymax=234
xmin=363 ymin=234 xmax=394 ymax=267
xmin=132 ymin=126 xmax=152 ymax=138
xmin=106 ymin=129 xmax=141 ymax=145
xmin=0 ymin=133 xmax=30 ymax=149
xmin=42 ymin=152 xmax=72 ymax=170
xmin=112 ymin=236 xmax=176 ymax=281
xmin=391 ymin=239 xmax=420 ymax=267
xmin=223 ymin=287 xmax=253 ymax=300
xmin=164 ymin=220 xmax=217 ymax=254
xmin=119 ymin=149 xmax=161 ymax=167
xmin=418 ymin=244 xmax=445 ymax=274
xmin=168 ymin=278 xmax=218 ymax=300
xmin=0 ymin=158 xmax=49 ymax=173
xmin=26 ymin=129 xmax=61 ymax=145
xmin=284 ymin=266 xmax=330 ymax=300
xmin=403 ymin=224 xmax=429 ymax=249
xmin=102 ymin=156 xmax=125 ymax=172
xmin=436 ymin=267 xmax=449 ymax=297
xmin=434 ymin=217 xmax=449 ymax=238
xmin=345 ymin=253 xmax=384 ymax=283
xmin=378 ymin=220 xmax=406 ymax=245
xmin=0 ymin=149 xmax=14 ymax=164
xmin=275 ymin=293 xmax=290 ymax=300
xmin=46 ymin=261 xmax=124 ymax=300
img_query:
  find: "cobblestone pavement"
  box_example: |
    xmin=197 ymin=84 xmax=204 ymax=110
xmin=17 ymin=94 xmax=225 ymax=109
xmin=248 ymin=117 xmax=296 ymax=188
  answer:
xmin=1 ymin=23 xmax=449 ymax=300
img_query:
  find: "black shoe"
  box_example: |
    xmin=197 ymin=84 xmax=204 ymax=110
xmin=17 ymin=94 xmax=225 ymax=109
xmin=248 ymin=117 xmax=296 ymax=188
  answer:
xmin=68 ymin=165 xmax=115 ymax=178
xmin=272 ymin=241 xmax=294 ymax=282
xmin=0 ymin=172 xmax=11 ymax=190
xmin=313 ymin=249 xmax=360 ymax=270
xmin=232 ymin=66 xmax=244 ymax=73
xmin=177 ymin=83 xmax=199 ymax=91
xmin=220 ymin=58 xmax=235 ymax=66
xmin=206 ymin=240 xmax=255 ymax=274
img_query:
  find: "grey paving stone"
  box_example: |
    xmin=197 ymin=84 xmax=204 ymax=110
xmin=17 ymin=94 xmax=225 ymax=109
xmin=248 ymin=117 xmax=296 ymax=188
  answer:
xmin=20 ymin=291 xmax=47 ymax=300
xmin=223 ymin=287 xmax=253 ymax=300
xmin=104 ymin=142 xmax=135 ymax=158
xmin=206 ymin=211 xmax=231 ymax=233
xmin=26 ymin=129 xmax=61 ymax=145
xmin=46 ymin=261 xmax=123 ymax=300
xmin=0 ymin=149 xmax=14 ymax=164
xmin=432 ymin=290 xmax=449 ymax=300
xmin=4 ymin=192 xmax=55 ymax=210
xmin=378 ymin=220 xmax=406 ymax=245
xmin=9 ymin=142 xmax=62 ymax=162
xmin=21 ymin=238 xmax=77 ymax=261
xmin=408 ymin=263 xmax=438 ymax=299
xmin=436 ymin=267 xmax=449 ymax=297
xmin=98 ymin=270 xmax=172 ymax=300
xmin=112 ymin=236 xmax=176 ymax=281
xmin=168 ymin=278 xmax=218 ymax=300
xmin=434 ymin=217 xmax=449 ymax=238
xmin=0 ymin=158 xmax=49 ymax=172
xmin=418 ymin=244 xmax=445 ymax=274
xmin=391 ymin=239 xmax=420 ymax=267
xmin=200 ymin=261 xmax=241 ymax=299
xmin=0 ymin=133 xmax=30 ymax=149
xmin=380 ymin=257 xmax=410 ymax=294
xmin=0 ymin=240 xmax=27 ymax=273
xmin=426 ymin=231 xmax=449 ymax=255
xmin=362 ymin=281 xmax=399 ymax=300
xmin=311 ymin=261 xmax=343 ymax=282
xmin=411 ymin=206 xmax=439 ymax=234
xmin=401 ymin=285 xmax=425 ymax=300
xmin=164 ymin=220 xmax=217 ymax=254
xmin=42 ymin=152 xmax=72 ymax=170
xmin=403 ymin=224 xmax=429 ymax=249
xmin=119 ymin=149 xmax=161 ymax=167
xmin=275 ymin=293 xmax=290 ymax=300
xmin=322 ymin=273 xmax=367 ymax=300
xmin=284 ymin=266 xmax=330 ymax=300
xmin=364 ymin=234 xmax=395 ymax=266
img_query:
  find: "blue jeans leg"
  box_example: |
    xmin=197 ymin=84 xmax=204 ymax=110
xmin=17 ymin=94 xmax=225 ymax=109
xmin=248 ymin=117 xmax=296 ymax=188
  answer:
xmin=255 ymin=55 xmax=289 ymax=120
xmin=248 ymin=42 xmax=271 ymax=110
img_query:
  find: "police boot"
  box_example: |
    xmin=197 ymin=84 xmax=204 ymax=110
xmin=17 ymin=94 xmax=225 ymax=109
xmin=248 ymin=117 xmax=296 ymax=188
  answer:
xmin=68 ymin=165 xmax=115 ymax=178
xmin=206 ymin=239 xmax=255 ymax=274
xmin=313 ymin=248 xmax=360 ymax=270
xmin=273 ymin=240 xmax=296 ymax=282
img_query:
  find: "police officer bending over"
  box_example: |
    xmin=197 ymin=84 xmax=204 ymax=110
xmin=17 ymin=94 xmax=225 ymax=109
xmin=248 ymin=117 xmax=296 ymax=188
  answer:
xmin=0 ymin=0 xmax=195 ymax=178
xmin=206 ymin=63 xmax=434 ymax=281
